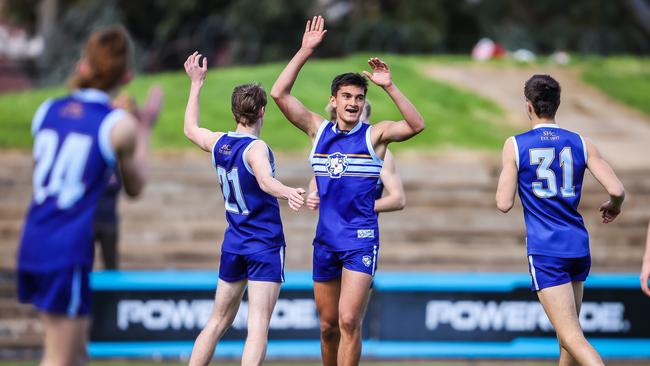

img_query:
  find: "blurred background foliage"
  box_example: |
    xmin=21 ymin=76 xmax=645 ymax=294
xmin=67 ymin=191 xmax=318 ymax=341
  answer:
xmin=2 ymin=0 xmax=649 ymax=87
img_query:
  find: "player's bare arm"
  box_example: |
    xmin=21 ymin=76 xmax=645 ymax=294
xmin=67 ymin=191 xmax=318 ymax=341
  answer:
xmin=366 ymin=57 xmax=425 ymax=157
xmin=584 ymin=137 xmax=625 ymax=223
xmin=111 ymin=112 xmax=147 ymax=197
xmin=496 ymin=137 xmax=518 ymax=213
xmin=270 ymin=16 xmax=327 ymax=138
xmin=641 ymin=220 xmax=650 ymax=297
xmin=246 ymin=141 xmax=306 ymax=211
xmin=374 ymin=150 xmax=406 ymax=212
xmin=183 ymin=52 xmax=223 ymax=152
xmin=306 ymin=176 xmax=319 ymax=210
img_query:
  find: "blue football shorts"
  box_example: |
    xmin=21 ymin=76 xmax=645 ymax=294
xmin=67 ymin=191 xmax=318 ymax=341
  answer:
xmin=17 ymin=266 xmax=92 ymax=317
xmin=219 ymin=246 xmax=285 ymax=283
xmin=527 ymin=254 xmax=591 ymax=291
xmin=312 ymin=243 xmax=378 ymax=282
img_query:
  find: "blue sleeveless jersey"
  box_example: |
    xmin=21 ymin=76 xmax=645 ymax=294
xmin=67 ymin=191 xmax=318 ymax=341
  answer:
xmin=513 ymin=123 xmax=589 ymax=257
xmin=310 ymin=121 xmax=383 ymax=251
xmin=19 ymin=89 xmax=124 ymax=271
xmin=375 ymin=179 xmax=384 ymax=200
xmin=212 ymin=132 xmax=285 ymax=255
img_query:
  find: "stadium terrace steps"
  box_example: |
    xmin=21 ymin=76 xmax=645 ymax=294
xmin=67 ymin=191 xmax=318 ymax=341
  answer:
xmin=1 ymin=151 xmax=649 ymax=272
xmin=1 ymin=151 xmax=649 ymax=348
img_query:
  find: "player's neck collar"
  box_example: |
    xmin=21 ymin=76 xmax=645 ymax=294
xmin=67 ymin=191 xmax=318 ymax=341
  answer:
xmin=533 ymin=123 xmax=559 ymax=129
xmin=228 ymin=131 xmax=258 ymax=139
xmin=72 ymin=88 xmax=111 ymax=105
xmin=331 ymin=120 xmax=363 ymax=135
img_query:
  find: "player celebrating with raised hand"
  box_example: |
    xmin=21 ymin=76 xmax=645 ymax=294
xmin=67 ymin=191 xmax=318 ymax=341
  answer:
xmin=17 ymin=25 xmax=155 ymax=366
xmin=182 ymin=52 xmax=305 ymax=366
xmin=496 ymin=75 xmax=625 ymax=366
xmin=271 ymin=16 xmax=424 ymax=366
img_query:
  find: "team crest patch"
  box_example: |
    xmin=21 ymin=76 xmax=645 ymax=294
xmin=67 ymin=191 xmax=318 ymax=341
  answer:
xmin=362 ymin=255 xmax=373 ymax=267
xmin=327 ymin=152 xmax=349 ymax=178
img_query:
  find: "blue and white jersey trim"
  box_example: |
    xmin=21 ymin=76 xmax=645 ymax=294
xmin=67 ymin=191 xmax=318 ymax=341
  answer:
xmin=98 ymin=109 xmax=126 ymax=166
xmin=365 ymin=125 xmax=384 ymax=164
xmin=242 ymin=140 xmax=261 ymax=175
xmin=72 ymin=88 xmax=111 ymax=104
xmin=532 ymin=123 xmax=560 ymax=130
xmin=311 ymin=156 xmax=382 ymax=166
xmin=31 ymin=98 xmax=54 ymax=136
xmin=510 ymin=136 xmax=520 ymax=169
xmin=313 ymin=165 xmax=381 ymax=174
xmin=579 ymin=135 xmax=588 ymax=162
xmin=309 ymin=120 xmax=329 ymax=163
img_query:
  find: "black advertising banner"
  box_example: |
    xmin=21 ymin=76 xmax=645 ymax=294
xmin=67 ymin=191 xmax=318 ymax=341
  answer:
xmin=92 ymin=289 xmax=324 ymax=342
xmin=89 ymin=271 xmax=650 ymax=358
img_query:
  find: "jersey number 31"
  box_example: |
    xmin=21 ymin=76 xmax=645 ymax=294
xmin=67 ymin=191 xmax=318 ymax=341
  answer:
xmin=529 ymin=147 xmax=575 ymax=198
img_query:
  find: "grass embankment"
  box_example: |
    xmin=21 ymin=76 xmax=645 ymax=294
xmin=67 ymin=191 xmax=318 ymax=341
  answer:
xmin=579 ymin=56 xmax=650 ymax=116
xmin=0 ymin=55 xmax=510 ymax=151
xmin=3 ymin=54 xmax=645 ymax=152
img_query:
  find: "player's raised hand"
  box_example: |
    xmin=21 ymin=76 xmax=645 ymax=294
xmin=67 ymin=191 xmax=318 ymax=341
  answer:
xmin=137 ymin=85 xmax=164 ymax=130
xmin=287 ymin=188 xmax=306 ymax=211
xmin=184 ymin=51 xmax=208 ymax=86
xmin=306 ymin=190 xmax=320 ymax=210
xmin=301 ymin=15 xmax=327 ymax=50
xmin=599 ymin=200 xmax=621 ymax=223
xmin=363 ymin=57 xmax=393 ymax=88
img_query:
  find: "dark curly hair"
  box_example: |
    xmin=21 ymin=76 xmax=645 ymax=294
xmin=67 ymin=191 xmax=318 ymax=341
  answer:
xmin=331 ymin=73 xmax=368 ymax=96
xmin=524 ymin=74 xmax=561 ymax=119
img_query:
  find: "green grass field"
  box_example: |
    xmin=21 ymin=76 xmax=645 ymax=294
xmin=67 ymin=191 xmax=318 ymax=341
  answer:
xmin=0 ymin=54 xmax=512 ymax=151
xmin=0 ymin=54 xmax=647 ymax=152
xmin=580 ymin=56 xmax=650 ymax=116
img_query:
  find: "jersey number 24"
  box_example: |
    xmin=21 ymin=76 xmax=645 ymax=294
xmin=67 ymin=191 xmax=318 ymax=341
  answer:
xmin=33 ymin=129 xmax=92 ymax=209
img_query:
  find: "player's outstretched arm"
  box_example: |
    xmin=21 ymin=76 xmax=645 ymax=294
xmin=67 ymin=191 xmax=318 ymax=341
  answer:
xmin=246 ymin=141 xmax=306 ymax=211
xmin=584 ymin=138 xmax=625 ymax=223
xmin=641 ymin=220 xmax=650 ymax=297
xmin=374 ymin=150 xmax=405 ymax=213
xmin=270 ymin=16 xmax=326 ymax=138
xmin=496 ymin=137 xmax=518 ymax=213
xmin=183 ymin=52 xmax=223 ymax=152
xmin=365 ymin=58 xmax=425 ymax=146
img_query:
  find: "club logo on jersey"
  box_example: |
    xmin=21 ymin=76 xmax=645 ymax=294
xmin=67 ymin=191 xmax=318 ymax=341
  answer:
xmin=541 ymin=130 xmax=559 ymax=141
xmin=60 ymin=102 xmax=84 ymax=119
xmin=362 ymin=255 xmax=373 ymax=267
xmin=219 ymin=144 xmax=232 ymax=155
xmin=326 ymin=152 xmax=349 ymax=178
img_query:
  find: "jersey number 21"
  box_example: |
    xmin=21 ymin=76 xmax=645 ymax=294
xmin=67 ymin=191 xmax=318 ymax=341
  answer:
xmin=216 ymin=166 xmax=250 ymax=215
